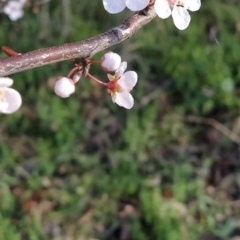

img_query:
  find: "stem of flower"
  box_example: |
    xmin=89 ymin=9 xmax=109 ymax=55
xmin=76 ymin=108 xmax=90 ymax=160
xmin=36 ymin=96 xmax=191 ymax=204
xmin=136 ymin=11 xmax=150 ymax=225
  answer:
xmin=148 ymin=0 xmax=155 ymax=7
xmin=86 ymin=72 xmax=108 ymax=87
xmin=67 ymin=66 xmax=81 ymax=79
xmin=89 ymin=60 xmax=101 ymax=65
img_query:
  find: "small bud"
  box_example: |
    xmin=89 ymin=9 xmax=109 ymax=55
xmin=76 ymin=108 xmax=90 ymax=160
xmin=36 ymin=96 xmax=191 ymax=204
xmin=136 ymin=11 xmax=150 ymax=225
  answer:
xmin=101 ymin=52 xmax=121 ymax=72
xmin=54 ymin=77 xmax=75 ymax=98
xmin=72 ymin=72 xmax=82 ymax=83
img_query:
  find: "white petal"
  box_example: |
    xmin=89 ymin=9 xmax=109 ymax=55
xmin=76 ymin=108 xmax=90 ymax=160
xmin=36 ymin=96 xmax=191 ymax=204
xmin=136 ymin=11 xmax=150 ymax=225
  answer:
xmin=54 ymin=77 xmax=75 ymax=98
xmin=154 ymin=0 xmax=171 ymax=19
xmin=1 ymin=88 xmax=22 ymax=114
xmin=118 ymin=71 xmax=138 ymax=90
xmin=172 ymin=6 xmax=191 ymax=30
xmin=3 ymin=1 xmax=24 ymax=21
xmin=101 ymin=52 xmax=121 ymax=72
xmin=103 ymin=0 xmax=126 ymax=14
xmin=184 ymin=0 xmax=201 ymax=11
xmin=114 ymin=91 xmax=134 ymax=109
xmin=116 ymin=62 xmax=127 ymax=77
xmin=9 ymin=10 xmax=24 ymax=21
xmin=0 ymin=77 xmax=13 ymax=87
xmin=0 ymin=101 xmax=9 ymax=112
xmin=126 ymin=0 xmax=149 ymax=11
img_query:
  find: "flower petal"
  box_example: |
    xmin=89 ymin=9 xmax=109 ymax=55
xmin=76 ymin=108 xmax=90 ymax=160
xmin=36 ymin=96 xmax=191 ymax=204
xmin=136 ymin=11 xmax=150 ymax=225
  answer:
xmin=114 ymin=90 xmax=134 ymax=109
xmin=118 ymin=71 xmax=138 ymax=90
xmin=1 ymin=88 xmax=22 ymax=114
xmin=101 ymin=52 xmax=121 ymax=72
xmin=154 ymin=0 xmax=171 ymax=19
xmin=0 ymin=77 xmax=13 ymax=87
xmin=103 ymin=0 xmax=126 ymax=14
xmin=172 ymin=6 xmax=191 ymax=30
xmin=126 ymin=0 xmax=149 ymax=11
xmin=0 ymin=101 xmax=9 ymax=112
xmin=116 ymin=62 xmax=127 ymax=77
xmin=185 ymin=0 xmax=201 ymax=11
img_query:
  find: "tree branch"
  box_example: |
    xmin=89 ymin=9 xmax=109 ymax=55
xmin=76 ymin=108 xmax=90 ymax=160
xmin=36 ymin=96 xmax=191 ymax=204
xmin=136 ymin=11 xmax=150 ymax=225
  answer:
xmin=0 ymin=7 xmax=157 ymax=77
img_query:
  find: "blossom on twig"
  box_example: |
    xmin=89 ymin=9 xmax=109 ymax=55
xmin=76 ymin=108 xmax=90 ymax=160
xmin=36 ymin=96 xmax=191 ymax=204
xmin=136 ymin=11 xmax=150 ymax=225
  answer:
xmin=154 ymin=0 xmax=201 ymax=30
xmin=107 ymin=62 xmax=138 ymax=109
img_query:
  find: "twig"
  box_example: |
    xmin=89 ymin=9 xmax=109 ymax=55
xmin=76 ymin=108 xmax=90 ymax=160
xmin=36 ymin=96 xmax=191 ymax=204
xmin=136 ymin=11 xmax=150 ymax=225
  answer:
xmin=0 ymin=8 xmax=157 ymax=77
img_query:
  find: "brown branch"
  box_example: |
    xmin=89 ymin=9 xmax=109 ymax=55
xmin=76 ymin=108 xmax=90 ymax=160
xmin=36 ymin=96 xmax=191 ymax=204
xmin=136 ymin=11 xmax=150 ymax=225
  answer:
xmin=0 ymin=7 xmax=157 ymax=77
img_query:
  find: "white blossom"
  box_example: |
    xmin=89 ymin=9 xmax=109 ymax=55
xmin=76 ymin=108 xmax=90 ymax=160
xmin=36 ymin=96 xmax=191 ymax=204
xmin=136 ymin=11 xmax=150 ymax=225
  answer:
xmin=0 ymin=77 xmax=22 ymax=114
xmin=103 ymin=0 xmax=150 ymax=14
xmin=101 ymin=52 xmax=121 ymax=72
xmin=107 ymin=62 xmax=137 ymax=109
xmin=54 ymin=77 xmax=75 ymax=98
xmin=154 ymin=0 xmax=201 ymax=30
xmin=3 ymin=0 xmax=26 ymax=21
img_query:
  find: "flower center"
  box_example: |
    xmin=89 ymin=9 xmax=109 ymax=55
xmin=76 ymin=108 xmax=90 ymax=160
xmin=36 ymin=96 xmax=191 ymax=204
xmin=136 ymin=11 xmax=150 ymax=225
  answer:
xmin=107 ymin=80 xmax=118 ymax=92
xmin=168 ymin=0 xmax=184 ymax=8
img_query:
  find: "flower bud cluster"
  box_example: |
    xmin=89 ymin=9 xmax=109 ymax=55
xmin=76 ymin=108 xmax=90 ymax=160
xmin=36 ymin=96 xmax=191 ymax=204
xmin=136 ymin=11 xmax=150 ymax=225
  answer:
xmin=53 ymin=52 xmax=138 ymax=109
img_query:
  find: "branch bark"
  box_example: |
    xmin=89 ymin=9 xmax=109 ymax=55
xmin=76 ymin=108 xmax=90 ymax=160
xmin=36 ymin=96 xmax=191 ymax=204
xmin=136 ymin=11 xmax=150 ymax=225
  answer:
xmin=0 ymin=7 xmax=157 ymax=77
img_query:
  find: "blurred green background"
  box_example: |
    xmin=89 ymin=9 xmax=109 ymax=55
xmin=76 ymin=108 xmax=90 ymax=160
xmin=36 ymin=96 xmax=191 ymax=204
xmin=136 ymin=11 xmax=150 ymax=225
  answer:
xmin=0 ymin=0 xmax=240 ymax=239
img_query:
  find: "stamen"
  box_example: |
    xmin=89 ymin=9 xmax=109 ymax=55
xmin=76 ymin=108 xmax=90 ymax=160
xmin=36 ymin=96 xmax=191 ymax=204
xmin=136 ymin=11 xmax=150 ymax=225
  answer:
xmin=177 ymin=0 xmax=185 ymax=7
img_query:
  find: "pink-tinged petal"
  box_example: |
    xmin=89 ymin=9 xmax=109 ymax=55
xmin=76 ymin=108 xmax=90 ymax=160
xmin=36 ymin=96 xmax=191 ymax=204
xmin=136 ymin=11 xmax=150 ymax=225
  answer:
xmin=185 ymin=0 xmax=201 ymax=11
xmin=118 ymin=71 xmax=138 ymax=90
xmin=172 ymin=6 xmax=191 ymax=30
xmin=114 ymin=90 xmax=134 ymax=109
xmin=126 ymin=0 xmax=149 ymax=11
xmin=103 ymin=0 xmax=126 ymax=14
xmin=54 ymin=77 xmax=75 ymax=98
xmin=154 ymin=0 xmax=171 ymax=19
xmin=101 ymin=52 xmax=121 ymax=72
xmin=116 ymin=62 xmax=127 ymax=77
xmin=1 ymin=88 xmax=22 ymax=114
xmin=0 ymin=77 xmax=13 ymax=87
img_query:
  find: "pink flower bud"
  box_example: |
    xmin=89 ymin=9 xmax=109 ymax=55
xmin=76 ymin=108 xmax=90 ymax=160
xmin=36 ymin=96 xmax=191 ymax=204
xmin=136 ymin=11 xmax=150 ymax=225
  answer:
xmin=101 ymin=52 xmax=121 ymax=72
xmin=54 ymin=77 xmax=75 ymax=98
